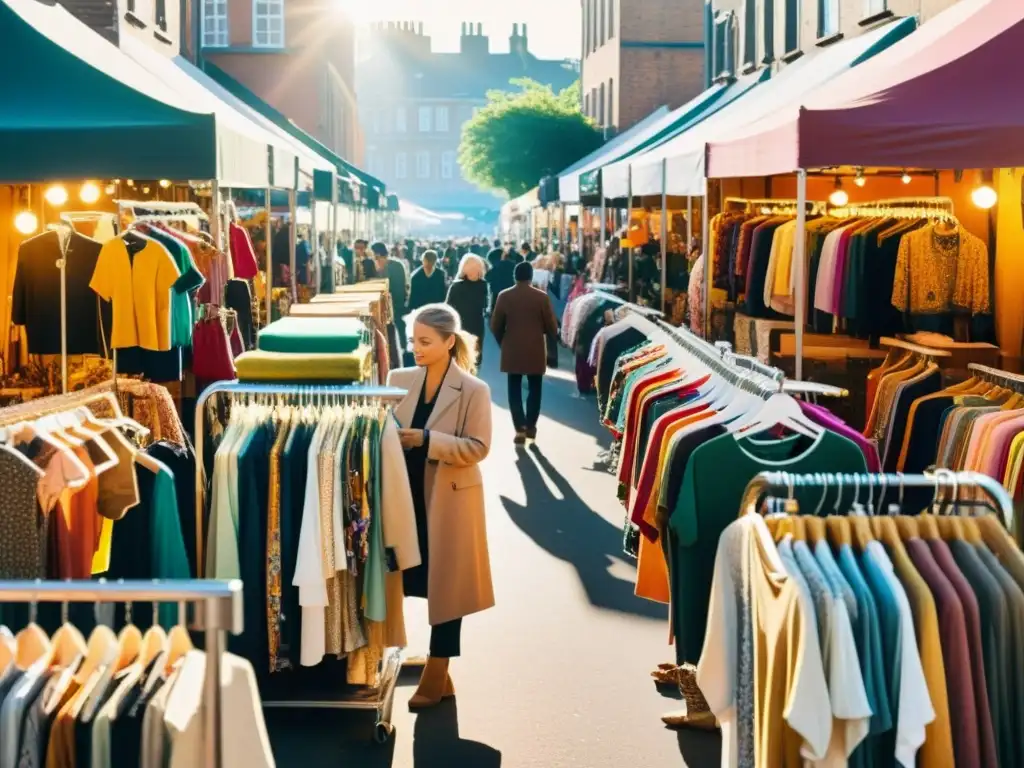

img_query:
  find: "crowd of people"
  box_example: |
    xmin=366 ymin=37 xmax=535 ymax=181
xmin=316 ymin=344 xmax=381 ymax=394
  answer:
xmin=347 ymin=237 xmax=566 ymax=444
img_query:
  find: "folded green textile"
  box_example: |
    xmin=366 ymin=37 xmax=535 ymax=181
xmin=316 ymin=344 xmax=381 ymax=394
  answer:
xmin=257 ymin=316 xmax=365 ymax=354
xmin=235 ymin=346 xmax=371 ymax=382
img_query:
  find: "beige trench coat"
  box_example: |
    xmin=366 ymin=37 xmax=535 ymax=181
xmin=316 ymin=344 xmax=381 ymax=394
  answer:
xmin=387 ymin=363 xmax=495 ymax=626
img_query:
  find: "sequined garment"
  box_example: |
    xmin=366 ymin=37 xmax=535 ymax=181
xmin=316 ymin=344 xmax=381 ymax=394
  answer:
xmin=891 ymin=223 xmax=991 ymax=316
xmin=266 ymin=418 xmax=290 ymax=673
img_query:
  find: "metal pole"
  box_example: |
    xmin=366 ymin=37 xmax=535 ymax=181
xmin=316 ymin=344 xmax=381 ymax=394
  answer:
xmin=627 ymin=166 xmax=634 ymax=302
xmin=203 ymin=602 xmax=227 ymax=768
xmin=309 ymin=187 xmax=318 ymax=298
xmin=210 ymin=180 xmax=221 ymax=250
xmin=264 ymin=188 xmax=273 ymax=328
xmin=701 ymin=183 xmax=710 ymax=339
xmin=288 ymin=188 xmax=297 ymax=302
xmin=60 ymin=231 xmax=67 ymax=394
xmin=686 ymin=195 xmax=692 ymax=247
xmin=600 ymin=196 xmax=607 ymax=249
xmin=794 ymin=169 xmax=808 ymax=381
xmin=660 ymin=158 xmax=668 ymax=316
xmin=330 ymin=178 xmax=339 ymax=290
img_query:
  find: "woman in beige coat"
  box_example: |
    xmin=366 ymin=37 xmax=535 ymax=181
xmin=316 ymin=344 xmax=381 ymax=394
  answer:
xmin=387 ymin=303 xmax=495 ymax=709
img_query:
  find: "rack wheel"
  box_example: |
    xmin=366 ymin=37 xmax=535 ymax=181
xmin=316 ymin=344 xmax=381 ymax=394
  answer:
xmin=374 ymin=722 xmax=393 ymax=745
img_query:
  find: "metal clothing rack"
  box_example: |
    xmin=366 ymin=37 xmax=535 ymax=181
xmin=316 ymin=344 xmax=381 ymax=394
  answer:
xmin=712 ymin=340 xmax=850 ymax=398
xmin=968 ymin=362 xmax=1024 ymax=392
xmin=0 ymin=579 xmax=243 ymax=768
xmin=740 ymin=470 xmax=1014 ymax=530
xmin=592 ymin=289 xmax=664 ymax=318
xmin=193 ymin=380 xmax=407 ymax=743
xmin=0 ymin=381 xmax=130 ymax=427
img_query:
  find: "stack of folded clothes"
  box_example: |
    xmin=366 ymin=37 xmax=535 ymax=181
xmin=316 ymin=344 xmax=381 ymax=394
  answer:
xmin=234 ymin=316 xmax=372 ymax=382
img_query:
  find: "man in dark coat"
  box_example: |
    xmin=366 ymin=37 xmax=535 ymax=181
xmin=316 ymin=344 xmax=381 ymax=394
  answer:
xmin=485 ymin=248 xmax=515 ymax=312
xmin=373 ymin=240 xmax=410 ymax=354
xmin=408 ymin=249 xmax=448 ymax=312
xmin=490 ymin=261 xmax=559 ymax=444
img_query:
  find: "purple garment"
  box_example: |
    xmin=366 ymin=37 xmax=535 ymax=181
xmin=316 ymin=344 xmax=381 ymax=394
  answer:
xmin=905 ymin=538 xmax=981 ymax=768
xmin=799 ymin=401 xmax=881 ymax=471
xmin=831 ymin=228 xmax=854 ymax=315
xmin=927 ymin=538 xmax=999 ymax=768
xmin=575 ymin=353 xmax=595 ymax=394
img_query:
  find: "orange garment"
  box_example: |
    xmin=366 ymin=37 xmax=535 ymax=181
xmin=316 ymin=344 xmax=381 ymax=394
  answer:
xmin=53 ymin=447 xmax=100 ymax=579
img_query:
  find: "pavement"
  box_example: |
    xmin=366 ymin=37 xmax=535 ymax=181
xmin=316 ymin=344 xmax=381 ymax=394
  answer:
xmin=266 ymin=335 xmax=722 ymax=768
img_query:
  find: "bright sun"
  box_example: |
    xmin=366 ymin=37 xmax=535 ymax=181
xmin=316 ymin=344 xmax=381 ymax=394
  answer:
xmin=334 ymin=0 xmax=377 ymax=24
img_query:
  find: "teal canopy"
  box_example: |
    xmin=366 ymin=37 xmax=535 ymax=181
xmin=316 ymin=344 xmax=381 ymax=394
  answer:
xmin=201 ymin=59 xmax=386 ymax=204
xmin=0 ymin=0 xmax=219 ymax=182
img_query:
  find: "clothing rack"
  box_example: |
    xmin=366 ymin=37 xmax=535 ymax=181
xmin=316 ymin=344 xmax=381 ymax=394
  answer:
xmin=712 ymin=340 xmax=850 ymax=398
xmin=880 ymin=336 xmax=953 ymax=359
xmin=115 ymin=199 xmax=209 ymax=218
xmin=739 ymin=470 xmax=1014 ymax=530
xmin=967 ymin=362 xmax=1024 ymax=392
xmin=830 ymin=196 xmax=957 ymax=222
xmin=723 ymin=196 xmax=824 ymax=214
xmin=192 ymin=380 xmax=408 ymax=743
xmin=0 ymin=579 xmax=243 ymax=768
xmin=592 ymin=289 xmax=664 ymax=318
xmin=0 ymin=380 xmax=135 ymax=428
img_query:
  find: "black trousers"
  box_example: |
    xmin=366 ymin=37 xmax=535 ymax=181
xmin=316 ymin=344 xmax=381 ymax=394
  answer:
xmin=508 ymin=373 xmax=543 ymax=431
xmin=430 ymin=618 xmax=463 ymax=658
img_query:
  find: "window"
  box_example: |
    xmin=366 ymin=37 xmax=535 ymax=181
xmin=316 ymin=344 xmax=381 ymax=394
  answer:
xmin=713 ymin=12 xmax=737 ymax=79
xmin=416 ymin=151 xmax=431 ymax=179
xmin=584 ymin=92 xmax=590 ymax=117
xmin=201 ymin=0 xmax=227 ymax=47
xmin=253 ymin=0 xmax=284 ymax=48
xmin=591 ymin=0 xmax=597 ymax=52
xmin=435 ymin=106 xmax=449 ymax=132
xmin=608 ymin=78 xmax=614 ymax=126
xmin=441 ymin=151 xmax=455 ymax=180
xmin=583 ymin=0 xmax=589 ymax=55
xmin=818 ymin=0 xmax=839 ymax=37
xmin=395 ymin=152 xmax=407 ymax=179
xmin=785 ymin=0 xmax=799 ymax=53
xmin=763 ymin=0 xmax=775 ymax=62
xmin=743 ymin=0 xmax=756 ymax=68
xmin=864 ymin=0 xmax=886 ymax=15
xmin=599 ymin=0 xmax=605 ymax=47
xmin=395 ymin=106 xmax=407 ymax=132
xmin=598 ymin=82 xmax=606 ymax=126
xmin=608 ymin=0 xmax=614 ymax=39
xmin=418 ymin=106 xmax=432 ymax=132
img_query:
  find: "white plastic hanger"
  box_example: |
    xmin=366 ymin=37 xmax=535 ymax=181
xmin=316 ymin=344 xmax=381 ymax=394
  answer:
xmin=728 ymin=390 xmax=823 ymax=439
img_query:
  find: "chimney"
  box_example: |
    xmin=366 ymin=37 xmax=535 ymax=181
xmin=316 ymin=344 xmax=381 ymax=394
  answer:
xmin=460 ymin=21 xmax=489 ymax=55
xmin=510 ymin=22 xmax=529 ymax=56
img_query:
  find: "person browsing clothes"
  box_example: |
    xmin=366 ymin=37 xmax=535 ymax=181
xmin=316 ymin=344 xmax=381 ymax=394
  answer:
xmin=387 ymin=304 xmax=495 ymax=709
xmin=490 ymin=260 xmax=559 ymax=444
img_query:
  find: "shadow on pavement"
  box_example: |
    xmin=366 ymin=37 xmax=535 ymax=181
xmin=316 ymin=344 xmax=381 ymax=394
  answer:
xmin=266 ymin=708 xmax=395 ymax=768
xmin=412 ymin=699 xmax=502 ymax=767
xmin=500 ymin=445 xmax=668 ymax=620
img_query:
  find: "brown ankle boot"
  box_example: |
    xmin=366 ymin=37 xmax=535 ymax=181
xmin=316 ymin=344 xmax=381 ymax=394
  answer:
xmin=408 ymin=657 xmax=450 ymax=710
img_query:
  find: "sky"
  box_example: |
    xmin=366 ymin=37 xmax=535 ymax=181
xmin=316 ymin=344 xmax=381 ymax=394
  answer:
xmin=337 ymin=0 xmax=582 ymax=60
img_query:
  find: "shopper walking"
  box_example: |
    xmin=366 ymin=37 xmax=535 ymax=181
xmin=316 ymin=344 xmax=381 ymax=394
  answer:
xmin=373 ymin=240 xmax=410 ymax=354
xmin=388 ymin=304 xmax=495 ymax=710
xmin=490 ymin=261 xmax=559 ymax=444
xmin=445 ymin=253 xmax=489 ymax=365
xmin=484 ymin=247 xmax=515 ymax=312
xmin=408 ymin=250 xmax=449 ymax=312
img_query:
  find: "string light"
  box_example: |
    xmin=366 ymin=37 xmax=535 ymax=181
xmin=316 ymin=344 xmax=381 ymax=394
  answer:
xmin=854 ymin=168 xmax=866 ymax=188
xmin=159 ymin=179 xmax=171 ymax=188
xmin=971 ymin=171 xmax=998 ymax=209
xmin=14 ymin=210 xmax=38 ymax=235
xmin=901 ymin=171 xmax=912 ymax=185
xmin=79 ymin=182 xmax=101 ymax=204
xmin=828 ymin=177 xmax=848 ymax=207
xmin=104 ymin=183 xmax=117 ymax=195
xmin=44 ymin=184 xmax=68 ymax=206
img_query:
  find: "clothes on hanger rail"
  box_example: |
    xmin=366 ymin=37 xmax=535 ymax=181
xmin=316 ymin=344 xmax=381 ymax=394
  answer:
xmin=698 ymin=483 xmax=1024 ymax=768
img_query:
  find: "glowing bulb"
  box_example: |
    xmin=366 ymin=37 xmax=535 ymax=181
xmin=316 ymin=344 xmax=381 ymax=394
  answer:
xmin=854 ymin=176 xmax=866 ymax=187
xmin=79 ymin=182 xmax=101 ymax=204
xmin=759 ymin=206 xmax=771 ymax=215
xmin=44 ymin=185 xmax=68 ymax=206
xmin=142 ymin=186 xmax=151 ymax=194
xmin=971 ymin=184 xmax=998 ymax=209
xmin=14 ymin=210 xmax=38 ymax=235
xmin=104 ymin=184 xmax=116 ymax=195
xmin=159 ymin=179 xmax=171 ymax=188
xmin=829 ymin=188 xmax=849 ymax=207
xmin=901 ymin=173 xmax=912 ymax=185
xmin=126 ymin=179 xmax=135 ymax=187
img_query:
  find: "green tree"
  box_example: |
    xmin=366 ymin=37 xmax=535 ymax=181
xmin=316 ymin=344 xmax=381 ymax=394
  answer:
xmin=458 ymin=78 xmax=603 ymax=198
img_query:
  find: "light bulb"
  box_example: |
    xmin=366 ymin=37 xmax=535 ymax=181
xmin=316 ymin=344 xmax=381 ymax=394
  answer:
xmin=901 ymin=173 xmax=912 ymax=185
xmin=14 ymin=210 xmax=38 ymax=235
xmin=127 ymin=179 xmax=136 ymax=187
xmin=159 ymin=179 xmax=171 ymax=189
xmin=854 ymin=176 xmax=866 ymax=187
xmin=971 ymin=184 xmax=998 ymax=209
xmin=44 ymin=185 xmax=68 ymax=206
xmin=79 ymin=182 xmax=101 ymax=204
xmin=142 ymin=186 xmax=151 ymax=194
xmin=104 ymin=184 xmax=117 ymax=195
xmin=829 ymin=188 xmax=849 ymax=207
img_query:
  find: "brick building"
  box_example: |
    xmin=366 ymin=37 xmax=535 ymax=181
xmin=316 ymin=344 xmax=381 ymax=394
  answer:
xmin=580 ymin=0 xmax=705 ymax=135
xmin=196 ymin=0 xmax=363 ymax=163
xmin=708 ymin=0 xmax=966 ymax=79
xmin=357 ymin=22 xmax=578 ymax=214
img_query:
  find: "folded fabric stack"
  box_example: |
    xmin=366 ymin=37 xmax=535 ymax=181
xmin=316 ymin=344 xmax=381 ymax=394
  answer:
xmin=234 ymin=316 xmax=371 ymax=382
